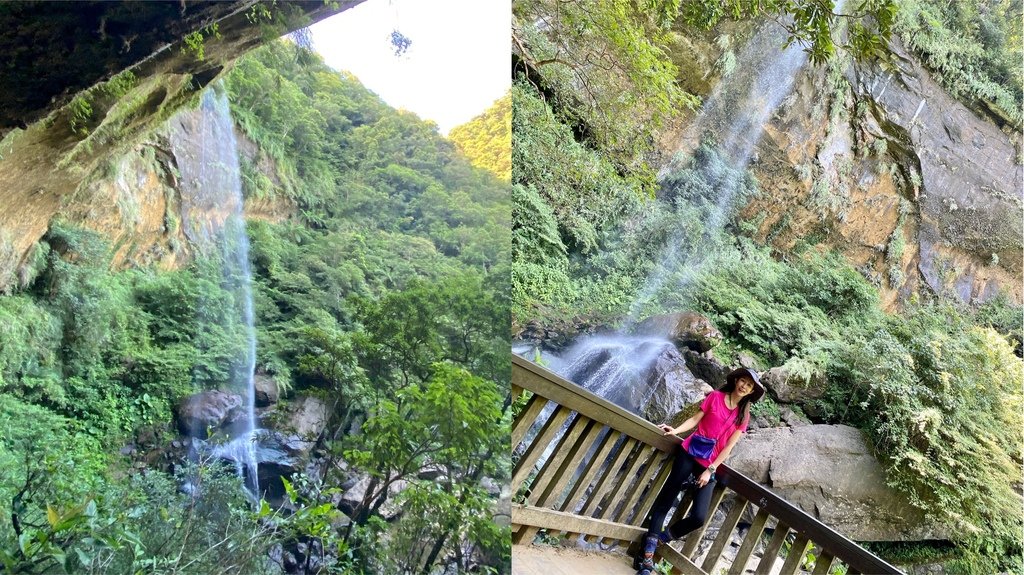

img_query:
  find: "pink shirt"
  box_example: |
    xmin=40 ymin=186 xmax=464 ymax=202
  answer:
xmin=681 ymin=390 xmax=749 ymax=467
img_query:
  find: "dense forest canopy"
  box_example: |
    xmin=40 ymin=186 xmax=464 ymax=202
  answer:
xmin=511 ymin=0 xmax=1023 ymax=572
xmin=0 ymin=40 xmax=510 ymax=574
xmin=449 ymin=93 xmax=512 ymax=182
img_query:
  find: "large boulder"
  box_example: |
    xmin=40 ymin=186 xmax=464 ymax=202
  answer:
xmin=254 ymin=395 xmax=331 ymax=507
xmin=682 ymin=349 xmax=728 ymax=388
xmin=263 ymin=395 xmax=330 ymax=444
xmin=729 ymin=425 xmax=949 ymax=541
xmin=252 ymin=429 xmax=322 ymax=507
xmin=762 ymin=362 xmax=827 ymax=405
xmin=254 ymin=373 xmax=280 ymax=407
xmin=634 ymin=312 xmax=723 ymax=353
xmin=336 ymin=472 xmax=405 ymax=519
xmin=285 ymin=395 xmax=329 ymax=440
xmin=176 ymin=390 xmax=244 ymax=439
xmin=640 ymin=345 xmax=713 ymax=424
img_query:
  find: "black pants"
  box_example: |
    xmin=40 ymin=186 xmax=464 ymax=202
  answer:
xmin=645 ymin=445 xmax=716 ymax=540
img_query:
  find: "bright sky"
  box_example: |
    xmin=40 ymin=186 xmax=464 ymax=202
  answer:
xmin=309 ymin=0 xmax=510 ymax=135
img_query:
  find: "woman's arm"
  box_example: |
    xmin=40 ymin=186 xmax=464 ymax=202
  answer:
xmin=696 ymin=429 xmax=745 ymax=486
xmin=658 ymin=410 xmax=704 ymax=436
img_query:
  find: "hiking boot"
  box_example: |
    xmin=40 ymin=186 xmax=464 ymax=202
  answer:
xmin=634 ymin=534 xmax=659 ymax=573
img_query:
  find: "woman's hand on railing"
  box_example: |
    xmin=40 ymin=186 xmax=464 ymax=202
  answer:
xmin=658 ymin=423 xmax=676 ymax=435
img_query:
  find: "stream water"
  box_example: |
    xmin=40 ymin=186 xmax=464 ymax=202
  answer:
xmin=171 ymin=87 xmax=260 ymax=499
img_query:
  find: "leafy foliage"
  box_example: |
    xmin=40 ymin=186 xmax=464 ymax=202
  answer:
xmin=893 ymin=0 xmax=1022 ymax=127
xmin=676 ymin=0 xmax=897 ymax=65
xmin=450 ymin=93 xmax=511 ymax=182
xmin=511 ymin=3 xmax=1023 ymax=570
xmin=1 ymin=39 xmax=510 ymax=574
xmin=513 ymin=0 xmax=697 ymax=176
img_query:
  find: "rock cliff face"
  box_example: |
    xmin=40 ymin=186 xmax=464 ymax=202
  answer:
xmin=0 ymin=2 xmax=360 ymax=134
xmin=0 ymin=1 xmax=361 ymax=292
xmin=738 ymin=38 xmax=1022 ymax=308
xmin=664 ymin=24 xmax=1021 ymax=309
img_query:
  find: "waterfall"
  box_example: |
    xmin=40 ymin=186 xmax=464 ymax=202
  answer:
xmin=540 ymin=16 xmax=830 ymax=407
xmin=629 ymin=18 xmax=814 ymax=325
xmin=171 ymin=87 xmax=260 ymax=499
xmin=554 ymin=335 xmax=677 ymax=413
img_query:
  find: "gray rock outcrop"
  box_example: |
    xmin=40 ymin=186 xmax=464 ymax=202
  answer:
xmin=682 ymin=349 xmax=728 ymax=388
xmin=762 ymin=364 xmax=827 ymax=405
xmin=175 ymin=390 xmax=244 ymax=439
xmin=851 ymin=40 xmax=1022 ymax=302
xmin=729 ymin=424 xmax=949 ymax=541
xmin=640 ymin=345 xmax=713 ymax=424
xmin=634 ymin=312 xmax=723 ymax=353
xmin=254 ymin=395 xmax=331 ymax=506
xmin=254 ymin=373 xmax=280 ymax=407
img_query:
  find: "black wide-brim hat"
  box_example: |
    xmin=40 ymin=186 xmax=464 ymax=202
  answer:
xmin=726 ymin=367 xmax=765 ymax=403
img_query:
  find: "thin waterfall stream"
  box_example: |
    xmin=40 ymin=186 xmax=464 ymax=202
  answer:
xmin=170 ymin=87 xmax=260 ymax=500
xmin=526 ymin=15 xmax=837 ymax=413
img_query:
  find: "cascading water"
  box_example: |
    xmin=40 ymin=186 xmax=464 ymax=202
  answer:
xmin=532 ymin=16 xmax=834 ymax=412
xmin=170 ymin=87 xmax=260 ymax=500
xmin=546 ymin=335 xmax=678 ymax=412
xmin=631 ymin=17 xmax=817 ymax=324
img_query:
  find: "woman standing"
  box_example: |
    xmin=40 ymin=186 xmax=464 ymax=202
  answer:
xmin=635 ymin=367 xmax=765 ymax=575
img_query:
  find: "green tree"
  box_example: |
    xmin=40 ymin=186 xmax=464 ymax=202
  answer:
xmin=339 ymin=363 xmax=508 ymax=573
xmin=449 ymin=93 xmax=512 ymax=181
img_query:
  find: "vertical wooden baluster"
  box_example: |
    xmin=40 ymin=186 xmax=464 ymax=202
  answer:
xmin=511 ymin=525 xmax=529 ymax=545
xmin=579 ymin=437 xmax=638 ymax=517
xmin=564 ymin=435 xmax=635 ymax=540
xmin=511 ymin=384 xmax=523 ymax=403
xmin=511 ymin=394 xmax=548 ymax=451
xmin=627 ymin=451 xmax=673 ymax=526
xmin=598 ymin=446 xmax=661 ymax=548
xmin=810 ymin=550 xmax=836 ymax=575
xmin=754 ymin=522 xmax=791 ymax=575
xmin=728 ymin=507 xmax=770 ymax=575
xmin=778 ymin=534 xmax=811 ymax=575
xmin=525 ymin=414 xmax=589 ymax=505
xmin=557 ymin=429 xmax=620 ymax=512
xmin=510 ymin=405 xmax=571 ymax=488
xmin=514 ymin=414 xmax=593 ymax=545
xmin=586 ymin=443 xmax=653 ymax=543
xmin=509 ymin=393 xmax=549 ymax=546
xmin=534 ymin=419 xmax=602 ymax=509
xmin=700 ymin=498 xmax=748 ymax=574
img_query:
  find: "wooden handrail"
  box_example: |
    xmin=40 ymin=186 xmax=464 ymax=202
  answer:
xmin=717 ymin=467 xmax=903 ymax=575
xmin=511 ymin=353 xmax=904 ymax=575
xmin=512 ymin=354 xmax=679 ymax=451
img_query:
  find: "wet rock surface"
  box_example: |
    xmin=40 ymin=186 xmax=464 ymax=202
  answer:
xmin=175 ymin=390 xmax=244 ymax=439
xmin=254 ymin=373 xmax=280 ymax=407
xmin=682 ymin=349 xmax=728 ymax=388
xmin=634 ymin=312 xmax=724 ymax=353
xmin=640 ymin=345 xmax=713 ymax=424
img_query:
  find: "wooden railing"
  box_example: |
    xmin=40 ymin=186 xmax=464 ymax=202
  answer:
xmin=511 ymin=354 xmax=904 ymax=575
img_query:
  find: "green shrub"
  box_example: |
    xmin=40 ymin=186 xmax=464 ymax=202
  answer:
xmin=894 ymin=0 xmax=1022 ymax=127
xmin=512 ymin=82 xmax=645 ymax=254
